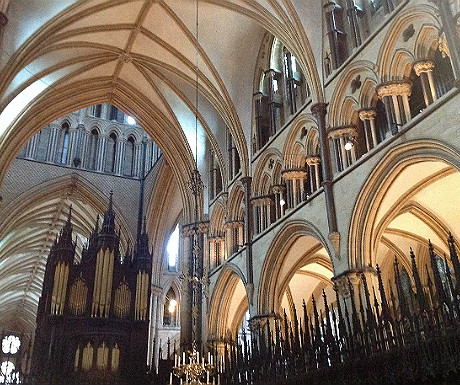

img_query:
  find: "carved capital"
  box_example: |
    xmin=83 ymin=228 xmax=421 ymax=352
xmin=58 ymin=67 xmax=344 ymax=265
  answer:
xmin=281 ymin=168 xmax=308 ymax=180
xmin=413 ymin=59 xmax=435 ymax=76
xmin=376 ymin=80 xmax=412 ymax=98
xmin=305 ymin=156 xmax=321 ymax=166
xmin=358 ymin=108 xmax=377 ymax=121
xmin=310 ymin=102 xmax=328 ymax=118
xmin=327 ymin=125 xmax=358 ymax=140
xmin=272 ymin=184 xmax=286 ymax=194
xmin=224 ymin=220 xmax=244 ymax=229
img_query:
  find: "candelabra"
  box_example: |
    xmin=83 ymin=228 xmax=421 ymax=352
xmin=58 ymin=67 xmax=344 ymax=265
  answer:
xmin=170 ymin=343 xmax=216 ymax=385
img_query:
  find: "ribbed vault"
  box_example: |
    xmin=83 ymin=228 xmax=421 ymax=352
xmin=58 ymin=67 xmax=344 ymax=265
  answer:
xmin=0 ymin=0 xmax=323 ymax=192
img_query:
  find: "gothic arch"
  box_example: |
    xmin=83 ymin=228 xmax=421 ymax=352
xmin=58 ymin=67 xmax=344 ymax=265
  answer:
xmin=328 ymin=60 xmax=378 ymax=127
xmin=257 ymin=220 xmax=332 ymax=316
xmin=208 ymin=263 xmax=248 ymax=339
xmin=349 ymin=140 xmax=460 ymax=269
xmin=282 ymin=114 xmax=316 ymax=169
xmin=252 ymin=149 xmax=283 ymax=196
xmin=376 ymin=4 xmax=440 ymax=81
xmin=0 ymin=78 xmax=199 ymax=222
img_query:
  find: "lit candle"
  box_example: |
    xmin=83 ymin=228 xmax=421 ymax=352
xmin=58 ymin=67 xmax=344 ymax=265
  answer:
xmin=170 ymin=372 xmax=173 ymax=385
xmin=175 ymin=353 xmax=178 ymax=367
xmin=183 ymin=352 xmax=185 ymax=364
xmin=207 ymin=370 xmax=210 ymax=384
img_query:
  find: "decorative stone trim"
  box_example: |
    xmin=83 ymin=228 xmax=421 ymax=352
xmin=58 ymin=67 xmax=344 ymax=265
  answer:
xmin=281 ymin=168 xmax=308 ymax=180
xmin=376 ymin=80 xmax=412 ymax=98
xmin=305 ymin=156 xmax=321 ymax=166
xmin=327 ymin=124 xmax=358 ymax=139
xmin=358 ymin=109 xmax=377 ymax=121
xmin=413 ymin=59 xmax=435 ymax=76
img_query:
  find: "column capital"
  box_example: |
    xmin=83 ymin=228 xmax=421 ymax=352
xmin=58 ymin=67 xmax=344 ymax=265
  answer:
xmin=376 ymin=80 xmax=412 ymax=98
xmin=181 ymin=221 xmax=210 ymax=236
xmin=250 ymin=194 xmax=273 ymax=205
xmin=306 ymin=155 xmax=321 ymax=166
xmin=327 ymin=124 xmax=358 ymax=139
xmin=310 ymin=102 xmax=328 ymax=117
xmin=413 ymin=59 xmax=435 ymax=76
xmin=281 ymin=168 xmax=308 ymax=180
xmin=224 ymin=220 xmax=244 ymax=229
xmin=240 ymin=176 xmax=252 ymax=186
xmin=358 ymin=108 xmax=377 ymax=121
xmin=272 ymin=184 xmax=286 ymax=194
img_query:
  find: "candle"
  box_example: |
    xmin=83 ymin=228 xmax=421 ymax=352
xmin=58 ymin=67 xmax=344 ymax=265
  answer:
xmin=207 ymin=371 xmax=210 ymax=384
xmin=175 ymin=353 xmax=178 ymax=367
xmin=183 ymin=352 xmax=185 ymax=364
xmin=170 ymin=372 xmax=173 ymax=385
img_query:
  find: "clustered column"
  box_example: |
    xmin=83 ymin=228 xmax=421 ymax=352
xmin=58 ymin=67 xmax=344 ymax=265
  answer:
xmin=251 ymin=196 xmax=273 ymax=235
xmin=413 ymin=59 xmax=437 ymax=107
xmin=376 ymin=81 xmax=412 ymax=136
xmin=282 ymin=170 xmax=307 ymax=209
xmin=305 ymin=156 xmax=321 ymax=193
xmin=328 ymin=125 xmax=358 ymax=172
xmin=272 ymin=185 xmax=286 ymax=220
xmin=46 ymin=123 xmax=61 ymax=162
xmin=208 ymin=237 xmax=225 ymax=269
xmin=224 ymin=221 xmax=244 ymax=256
xmin=358 ymin=109 xmax=378 ymax=151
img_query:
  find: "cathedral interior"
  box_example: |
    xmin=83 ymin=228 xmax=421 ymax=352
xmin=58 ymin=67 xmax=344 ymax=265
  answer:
xmin=0 ymin=0 xmax=459 ymax=384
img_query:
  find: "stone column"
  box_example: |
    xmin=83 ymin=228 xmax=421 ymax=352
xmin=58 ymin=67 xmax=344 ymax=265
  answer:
xmin=311 ymin=102 xmax=339 ymax=236
xmin=345 ymin=0 xmax=361 ymax=48
xmin=115 ymin=139 xmax=126 ymax=175
xmin=272 ymin=185 xmax=286 ymax=219
xmin=67 ymin=128 xmax=78 ymax=166
xmin=306 ymin=156 xmax=321 ymax=192
xmin=46 ymin=123 xmax=60 ymax=162
xmin=96 ymin=135 xmax=107 ymax=171
xmin=282 ymin=170 xmax=307 ymax=208
xmin=149 ymin=285 xmax=163 ymax=372
xmin=241 ymin=176 xmax=254 ymax=300
xmin=328 ymin=125 xmax=358 ymax=170
xmin=376 ymin=81 xmax=412 ymax=136
xmin=414 ymin=59 xmax=437 ymax=106
xmin=432 ymin=0 xmax=460 ymax=79
xmin=358 ymin=109 xmax=378 ymax=150
xmin=26 ymin=134 xmax=39 ymax=159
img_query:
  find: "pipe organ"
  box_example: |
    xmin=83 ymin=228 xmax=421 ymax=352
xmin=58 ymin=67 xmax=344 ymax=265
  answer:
xmin=31 ymin=194 xmax=153 ymax=385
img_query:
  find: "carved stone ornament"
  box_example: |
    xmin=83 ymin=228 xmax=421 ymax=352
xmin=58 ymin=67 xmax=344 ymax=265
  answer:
xmin=305 ymin=156 xmax=321 ymax=166
xmin=327 ymin=125 xmax=358 ymax=140
xmin=281 ymin=169 xmax=308 ymax=180
xmin=413 ymin=59 xmax=435 ymax=76
xmin=351 ymin=75 xmax=362 ymax=93
xmin=438 ymin=33 xmax=450 ymax=58
xmin=376 ymin=80 xmax=412 ymax=98
xmin=402 ymin=23 xmax=415 ymax=42
xmin=358 ymin=108 xmax=377 ymax=121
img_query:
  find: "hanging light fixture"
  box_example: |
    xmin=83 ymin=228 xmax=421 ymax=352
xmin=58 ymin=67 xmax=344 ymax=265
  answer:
xmin=170 ymin=1 xmax=216 ymax=383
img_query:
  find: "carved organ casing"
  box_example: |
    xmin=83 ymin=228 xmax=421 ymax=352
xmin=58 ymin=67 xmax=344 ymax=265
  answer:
xmin=31 ymin=197 xmax=153 ymax=385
